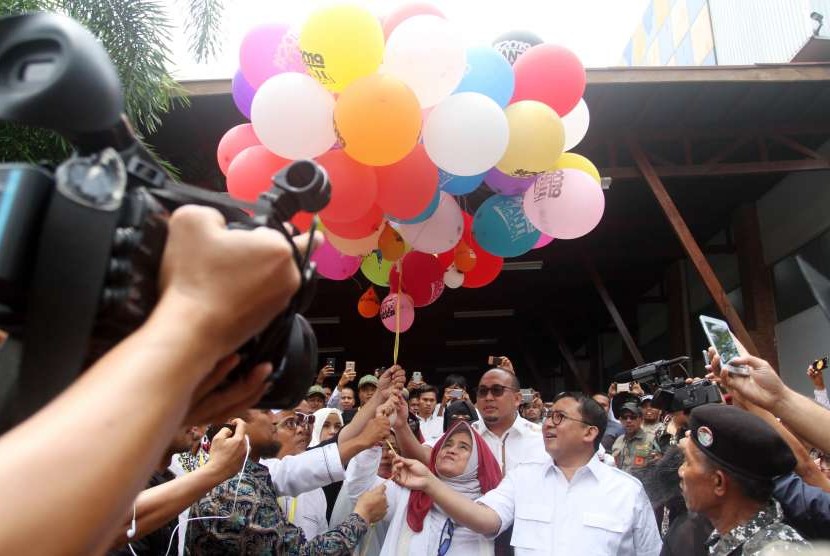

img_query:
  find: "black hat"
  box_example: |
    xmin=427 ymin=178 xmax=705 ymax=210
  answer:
xmin=689 ymin=404 xmax=796 ymax=481
xmin=612 ymin=392 xmax=641 ymax=419
xmin=619 ymin=402 xmax=642 ymax=416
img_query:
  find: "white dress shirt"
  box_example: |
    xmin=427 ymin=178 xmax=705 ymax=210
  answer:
xmin=814 ymin=388 xmax=830 ymax=410
xmin=277 ymin=488 xmax=329 ymax=539
xmin=260 ymin=441 xmax=345 ymax=496
xmin=418 ymin=413 xmax=445 ymax=444
xmin=477 ymin=454 xmax=662 ymax=555
xmin=472 ymin=414 xmax=549 ymax=472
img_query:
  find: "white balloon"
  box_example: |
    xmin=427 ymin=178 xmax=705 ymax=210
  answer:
xmin=383 ymin=15 xmax=466 ymax=108
xmin=443 ymin=265 xmax=464 ymax=289
xmin=396 ymin=192 xmax=463 ymax=253
xmin=251 ymin=72 xmax=336 ymax=159
xmin=561 ymin=98 xmax=590 ymax=152
xmin=424 ymin=92 xmax=509 ymax=176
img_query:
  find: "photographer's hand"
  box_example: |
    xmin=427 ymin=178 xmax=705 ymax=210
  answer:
xmin=185 ymin=355 xmax=272 ymax=426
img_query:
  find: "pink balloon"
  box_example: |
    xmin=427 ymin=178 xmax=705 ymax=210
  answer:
xmin=380 ymin=293 xmax=415 ymax=332
xmin=311 ymin=240 xmax=361 ymax=280
xmin=533 ymin=233 xmax=554 ymax=249
xmin=240 ymin=23 xmax=303 ymax=88
xmin=217 ymin=124 xmax=260 ymax=176
xmin=522 ymin=169 xmax=605 ymax=240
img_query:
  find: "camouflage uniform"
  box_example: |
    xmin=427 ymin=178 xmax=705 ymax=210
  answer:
xmin=706 ymin=500 xmax=809 ymax=555
xmin=611 ymin=427 xmax=662 ymax=472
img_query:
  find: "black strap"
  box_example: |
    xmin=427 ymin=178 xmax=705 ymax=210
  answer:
xmin=12 ymin=186 xmax=120 ymax=425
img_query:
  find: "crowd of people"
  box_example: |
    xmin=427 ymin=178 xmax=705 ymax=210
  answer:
xmin=1 ymin=206 xmax=830 ymax=556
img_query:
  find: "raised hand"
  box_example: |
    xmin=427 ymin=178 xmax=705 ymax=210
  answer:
xmin=205 ymin=419 xmax=248 ymax=480
xmin=391 ymin=455 xmax=434 ymax=491
xmin=354 ymin=483 xmax=388 ymax=524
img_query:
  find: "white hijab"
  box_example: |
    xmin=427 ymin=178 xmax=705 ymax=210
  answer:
xmin=310 ymin=408 xmax=343 ymax=447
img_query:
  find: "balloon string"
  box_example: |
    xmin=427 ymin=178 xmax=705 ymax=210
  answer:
xmin=393 ymin=259 xmax=402 ymax=365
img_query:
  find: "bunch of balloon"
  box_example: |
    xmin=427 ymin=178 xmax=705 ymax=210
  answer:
xmin=213 ymin=2 xmax=607 ymax=328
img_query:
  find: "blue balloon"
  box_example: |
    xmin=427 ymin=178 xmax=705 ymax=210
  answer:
xmin=387 ymin=189 xmax=440 ymax=224
xmin=454 ymin=46 xmax=515 ymax=108
xmin=438 ymin=168 xmax=485 ymax=195
xmin=472 ymin=194 xmax=540 ymax=257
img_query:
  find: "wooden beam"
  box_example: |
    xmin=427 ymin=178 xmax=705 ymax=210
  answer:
xmin=733 ymin=203 xmax=780 ymax=367
xmin=627 ymin=138 xmax=760 ymax=355
xmin=602 ymin=157 xmax=830 ymax=180
xmin=769 ymin=135 xmax=826 ymax=160
xmin=666 ymin=261 xmax=692 ymax=363
xmin=702 ymin=136 xmax=751 ymax=166
xmin=584 ymin=258 xmax=645 ymax=365
xmin=585 ymin=64 xmax=830 ymax=85
xmin=549 ymin=325 xmax=591 ymax=394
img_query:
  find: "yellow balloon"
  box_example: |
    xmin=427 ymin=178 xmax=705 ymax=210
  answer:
xmin=551 ymin=153 xmax=601 ymax=183
xmin=299 ymin=5 xmax=385 ymax=92
xmin=496 ymin=100 xmax=564 ymax=178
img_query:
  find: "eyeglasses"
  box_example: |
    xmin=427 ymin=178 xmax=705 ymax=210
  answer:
xmin=437 ymin=518 xmax=455 ymax=556
xmin=619 ymin=413 xmax=640 ymax=422
xmin=476 ymin=385 xmax=519 ymax=398
xmin=295 ymin=412 xmax=315 ymax=428
xmin=543 ymin=409 xmax=595 ymax=428
xmin=277 ymin=413 xmax=316 ymax=430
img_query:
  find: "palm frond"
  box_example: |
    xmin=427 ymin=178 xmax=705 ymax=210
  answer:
xmin=184 ymin=0 xmax=225 ymax=63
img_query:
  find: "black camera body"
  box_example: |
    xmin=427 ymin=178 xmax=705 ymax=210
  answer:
xmin=0 ymin=12 xmax=329 ymax=429
xmin=614 ymin=356 xmax=722 ymax=413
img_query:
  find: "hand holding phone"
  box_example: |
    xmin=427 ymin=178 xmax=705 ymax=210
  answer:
xmin=488 ymin=355 xmax=503 ymax=367
xmin=412 ymin=371 xmax=423 ymax=384
xmin=520 ymin=388 xmax=533 ymax=404
xmin=448 ymin=388 xmax=462 ymax=400
xmin=813 ymin=357 xmax=828 ymax=372
xmin=699 ymin=315 xmax=750 ymax=376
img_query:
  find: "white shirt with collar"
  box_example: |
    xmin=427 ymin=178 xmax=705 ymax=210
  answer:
xmin=418 ymin=413 xmax=445 ymax=445
xmin=472 ymin=414 xmax=548 ymax=472
xmin=477 ymin=454 xmax=662 ymax=556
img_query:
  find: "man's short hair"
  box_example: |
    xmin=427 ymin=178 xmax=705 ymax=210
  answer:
xmin=554 ymin=392 xmax=608 ymax=450
xmin=418 ymin=384 xmax=438 ymax=398
xmin=480 ymin=368 xmax=520 ymax=390
xmin=444 ymin=374 xmax=468 ymax=390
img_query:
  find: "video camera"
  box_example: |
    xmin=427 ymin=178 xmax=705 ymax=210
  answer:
xmin=0 ymin=12 xmax=329 ymax=430
xmin=613 ymin=356 xmax=722 ymax=412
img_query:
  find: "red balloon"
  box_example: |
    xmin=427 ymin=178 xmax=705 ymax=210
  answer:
xmin=375 ymin=144 xmax=439 ymax=220
xmin=322 ymin=204 xmax=384 ymax=240
xmin=291 ymin=211 xmax=314 ymax=233
xmin=511 ymin=44 xmax=586 ymax=117
xmin=227 ymin=145 xmax=290 ymax=202
xmin=316 ymin=150 xmax=378 ymax=223
xmin=457 ymin=212 xmax=503 ymax=288
xmin=382 ymin=2 xmax=446 ymax=39
xmin=217 ymin=124 xmax=261 ymax=176
xmin=389 ymin=251 xmax=443 ymax=307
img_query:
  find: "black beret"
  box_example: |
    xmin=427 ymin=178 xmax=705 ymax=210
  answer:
xmin=689 ymin=404 xmax=796 ymax=481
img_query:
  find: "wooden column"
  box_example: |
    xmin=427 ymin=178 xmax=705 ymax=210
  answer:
xmin=666 ymin=261 xmax=692 ymax=362
xmin=584 ymin=259 xmax=645 ymax=365
xmin=733 ymin=203 xmax=779 ymax=367
xmin=628 ymin=138 xmax=760 ymax=356
xmin=548 ymin=324 xmax=591 ymax=394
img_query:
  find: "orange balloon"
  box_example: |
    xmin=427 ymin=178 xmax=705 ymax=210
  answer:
xmin=454 ymin=240 xmax=477 ymax=272
xmin=378 ymin=223 xmax=406 ymax=261
xmin=334 ymin=74 xmax=422 ymax=166
xmin=358 ymin=286 xmax=381 ymax=318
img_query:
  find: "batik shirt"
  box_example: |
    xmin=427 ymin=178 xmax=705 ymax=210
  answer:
xmin=706 ymin=500 xmax=809 ymax=555
xmin=187 ymin=460 xmax=368 ymax=555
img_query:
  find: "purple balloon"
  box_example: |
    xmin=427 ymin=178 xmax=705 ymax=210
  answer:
xmin=311 ymin=240 xmax=361 ymax=280
xmin=484 ymin=167 xmax=534 ymax=195
xmin=232 ymin=70 xmax=255 ymax=119
xmin=239 ymin=23 xmax=291 ymax=89
xmin=532 ymin=233 xmax=554 ymax=249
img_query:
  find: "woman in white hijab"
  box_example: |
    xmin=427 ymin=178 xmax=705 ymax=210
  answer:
xmin=310 ymin=407 xmax=343 ymax=447
xmin=346 ymin=420 xmax=502 ymax=555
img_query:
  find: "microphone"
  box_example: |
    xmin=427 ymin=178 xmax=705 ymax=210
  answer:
xmin=614 ymin=356 xmax=689 ymax=384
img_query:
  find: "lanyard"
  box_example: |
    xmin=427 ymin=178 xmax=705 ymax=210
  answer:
xmin=279 ymin=496 xmax=298 ymax=523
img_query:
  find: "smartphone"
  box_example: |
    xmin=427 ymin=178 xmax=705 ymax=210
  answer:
xmin=814 ymin=357 xmax=828 ymax=372
xmin=702 ymin=350 xmax=711 ymax=366
xmin=325 ymin=357 xmax=336 ymax=369
xmin=617 ymin=382 xmax=631 ymax=393
xmin=345 ymin=361 xmax=356 ymax=374
xmin=206 ymin=423 xmax=236 ymax=443
xmin=699 ymin=315 xmax=750 ymax=376
xmin=412 ymin=371 xmax=423 ymax=383
xmin=487 ymin=355 xmax=503 ymax=366
xmin=448 ymin=388 xmax=462 ymax=399
xmin=520 ymin=388 xmax=533 ymax=404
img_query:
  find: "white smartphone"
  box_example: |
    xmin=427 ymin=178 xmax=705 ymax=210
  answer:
xmin=699 ymin=315 xmax=750 ymax=376
xmin=617 ymin=382 xmax=631 ymax=393
xmin=412 ymin=371 xmax=422 ymax=383
xmin=345 ymin=361 xmax=356 ymax=373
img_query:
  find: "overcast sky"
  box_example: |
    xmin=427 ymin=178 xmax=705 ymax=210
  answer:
xmin=168 ymin=0 xmax=651 ymax=80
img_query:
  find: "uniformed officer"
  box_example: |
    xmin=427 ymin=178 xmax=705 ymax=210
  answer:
xmin=611 ymin=396 xmax=662 ymax=472
xmin=677 ymin=404 xmax=809 ymax=555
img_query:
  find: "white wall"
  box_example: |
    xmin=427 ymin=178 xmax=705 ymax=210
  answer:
xmin=775 ymin=304 xmax=830 ymax=396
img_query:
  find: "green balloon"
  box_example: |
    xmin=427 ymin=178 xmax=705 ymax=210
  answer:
xmin=361 ymin=255 xmax=393 ymax=286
